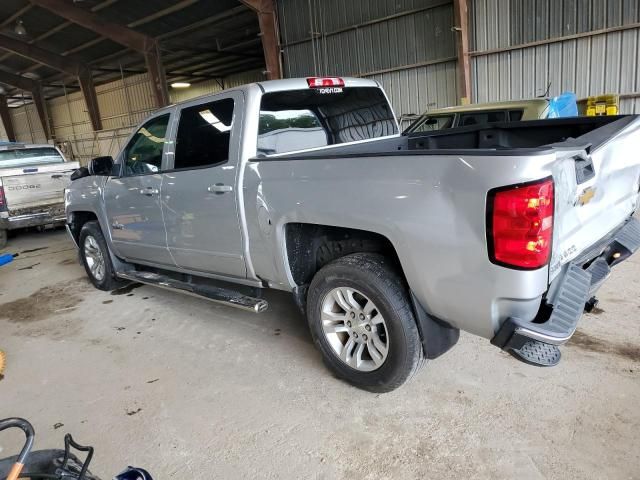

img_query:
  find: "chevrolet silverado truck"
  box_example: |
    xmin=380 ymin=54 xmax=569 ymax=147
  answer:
xmin=65 ymin=77 xmax=640 ymax=392
xmin=0 ymin=143 xmax=78 ymax=249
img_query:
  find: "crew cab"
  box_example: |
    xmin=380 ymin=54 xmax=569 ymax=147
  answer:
xmin=0 ymin=143 xmax=78 ymax=248
xmin=65 ymin=77 xmax=640 ymax=392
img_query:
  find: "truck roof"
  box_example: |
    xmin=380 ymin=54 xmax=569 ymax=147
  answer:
xmin=257 ymin=77 xmax=379 ymax=93
xmin=156 ymin=77 xmax=381 ymax=113
xmin=424 ymin=98 xmax=549 ymax=115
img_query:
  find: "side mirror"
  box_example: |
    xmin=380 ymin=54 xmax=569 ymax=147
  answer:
xmin=70 ymin=166 xmax=89 ymax=181
xmin=88 ymin=156 xmax=114 ymax=176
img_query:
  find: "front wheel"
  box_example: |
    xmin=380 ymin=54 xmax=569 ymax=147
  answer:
xmin=307 ymin=253 xmax=424 ymax=392
xmin=79 ymin=221 xmax=123 ymax=291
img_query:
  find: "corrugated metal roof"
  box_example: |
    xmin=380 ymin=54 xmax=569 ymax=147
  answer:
xmin=0 ymin=0 xmax=264 ymax=102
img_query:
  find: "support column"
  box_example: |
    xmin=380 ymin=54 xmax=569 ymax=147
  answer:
xmin=240 ymin=0 xmax=282 ymax=80
xmin=453 ymin=0 xmax=471 ymax=104
xmin=30 ymin=83 xmax=51 ymax=140
xmin=0 ymin=94 xmax=16 ymax=141
xmin=145 ymin=40 xmax=170 ymax=107
xmin=78 ymin=68 xmax=103 ymax=131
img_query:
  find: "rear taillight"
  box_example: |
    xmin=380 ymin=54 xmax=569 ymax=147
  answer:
xmin=0 ymin=186 xmax=5 ymax=210
xmin=306 ymin=77 xmax=345 ymax=88
xmin=488 ymin=177 xmax=554 ymax=269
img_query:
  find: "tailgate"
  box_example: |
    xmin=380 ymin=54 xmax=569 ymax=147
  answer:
xmin=550 ymin=117 xmax=640 ymax=280
xmin=0 ymin=162 xmax=79 ymax=212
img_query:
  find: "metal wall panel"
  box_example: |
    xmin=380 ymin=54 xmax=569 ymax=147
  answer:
xmin=279 ymin=0 xmax=458 ymax=122
xmin=169 ymin=69 xmax=264 ymax=103
xmin=282 ymin=1 xmax=456 ymax=77
xmin=370 ymin=60 xmax=459 ymax=128
xmin=9 ymin=104 xmax=46 ymax=144
xmin=471 ymin=0 xmax=640 ymax=113
xmin=278 ymin=0 xmax=450 ymax=44
xmin=471 ymin=0 xmax=640 ymax=50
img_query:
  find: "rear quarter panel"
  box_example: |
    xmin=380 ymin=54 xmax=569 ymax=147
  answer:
xmin=244 ymin=152 xmax=559 ymax=339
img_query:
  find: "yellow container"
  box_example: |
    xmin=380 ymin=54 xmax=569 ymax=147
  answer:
xmin=579 ymin=94 xmax=619 ymax=116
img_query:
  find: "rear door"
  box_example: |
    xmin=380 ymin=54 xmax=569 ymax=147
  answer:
xmin=103 ymin=111 xmax=174 ymax=266
xmin=550 ymin=117 xmax=640 ymax=279
xmin=0 ymin=147 xmax=78 ymax=212
xmin=161 ymin=92 xmax=246 ymax=278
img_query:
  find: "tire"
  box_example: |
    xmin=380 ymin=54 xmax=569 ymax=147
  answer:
xmin=307 ymin=253 xmax=424 ymax=392
xmin=79 ymin=221 xmax=123 ymax=291
xmin=0 ymin=229 xmax=6 ymax=249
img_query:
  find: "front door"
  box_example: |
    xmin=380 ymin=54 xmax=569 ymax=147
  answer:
xmin=161 ymin=93 xmax=246 ymax=278
xmin=104 ymin=112 xmax=174 ymax=266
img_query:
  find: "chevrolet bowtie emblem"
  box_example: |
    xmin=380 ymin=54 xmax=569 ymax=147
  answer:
xmin=578 ymin=187 xmax=596 ymax=206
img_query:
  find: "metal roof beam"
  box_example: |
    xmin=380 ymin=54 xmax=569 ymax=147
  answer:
xmin=0 ymin=70 xmax=51 ymax=139
xmin=29 ymin=0 xmax=169 ymax=107
xmin=0 ymin=33 xmax=102 ymax=131
xmin=0 ymin=0 xmax=118 ymax=65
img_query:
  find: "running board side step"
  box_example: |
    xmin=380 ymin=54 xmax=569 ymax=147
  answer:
xmin=116 ymin=271 xmax=268 ymax=313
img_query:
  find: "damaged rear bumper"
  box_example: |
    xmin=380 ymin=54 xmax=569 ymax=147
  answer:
xmin=491 ymin=216 xmax=640 ymax=362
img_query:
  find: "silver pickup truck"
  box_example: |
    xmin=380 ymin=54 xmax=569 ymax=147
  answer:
xmin=0 ymin=143 xmax=78 ymax=248
xmin=65 ymin=77 xmax=640 ymax=392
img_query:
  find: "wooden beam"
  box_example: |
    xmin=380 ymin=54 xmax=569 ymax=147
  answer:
xmin=29 ymin=0 xmax=169 ymax=107
xmin=0 ymin=70 xmax=51 ymax=139
xmin=453 ymin=0 xmax=471 ymax=104
xmin=240 ymin=0 xmax=282 ymax=80
xmin=0 ymin=94 xmax=16 ymax=141
xmin=0 ymin=34 xmax=103 ymax=130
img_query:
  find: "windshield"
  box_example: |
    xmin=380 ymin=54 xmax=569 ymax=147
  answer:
xmin=0 ymin=147 xmax=65 ymax=168
xmin=257 ymin=87 xmax=397 ymax=156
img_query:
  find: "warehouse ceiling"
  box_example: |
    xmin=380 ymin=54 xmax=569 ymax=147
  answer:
xmin=0 ymin=0 xmax=264 ymax=106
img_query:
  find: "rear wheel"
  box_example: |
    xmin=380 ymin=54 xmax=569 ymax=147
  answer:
xmin=79 ymin=221 xmax=123 ymax=291
xmin=307 ymin=253 xmax=424 ymax=392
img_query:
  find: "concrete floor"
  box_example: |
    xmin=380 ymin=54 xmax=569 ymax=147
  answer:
xmin=0 ymin=228 xmax=639 ymax=479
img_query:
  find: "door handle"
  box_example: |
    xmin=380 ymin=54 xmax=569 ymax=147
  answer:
xmin=139 ymin=187 xmax=159 ymax=196
xmin=207 ymin=184 xmax=233 ymax=194
xmin=51 ymin=174 xmax=63 ymax=179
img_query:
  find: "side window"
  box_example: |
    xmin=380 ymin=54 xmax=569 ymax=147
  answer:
xmin=509 ymin=110 xmax=524 ymax=121
xmin=413 ymin=114 xmax=455 ymax=132
xmin=459 ymin=110 xmax=506 ymax=127
xmin=174 ymin=98 xmax=234 ymax=170
xmin=123 ymin=114 xmax=170 ymax=176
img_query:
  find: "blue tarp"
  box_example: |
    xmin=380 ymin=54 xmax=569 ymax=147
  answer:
xmin=548 ymin=92 xmax=579 ymax=118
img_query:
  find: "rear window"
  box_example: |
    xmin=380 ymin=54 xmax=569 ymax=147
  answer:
xmin=257 ymin=87 xmax=397 ymax=155
xmin=0 ymin=147 xmax=64 ymax=168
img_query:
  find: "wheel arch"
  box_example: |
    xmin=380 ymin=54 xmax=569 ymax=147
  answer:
xmin=67 ymin=210 xmax=99 ymax=245
xmin=284 ymin=222 xmax=459 ymax=360
xmin=284 ymin=223 xmax=403 ymax=287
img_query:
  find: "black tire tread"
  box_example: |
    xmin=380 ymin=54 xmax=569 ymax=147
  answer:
xmin=307 ymin=252 xmax=424 ymax=392
xmin=79 ymin=220 xmax=124 ymax=291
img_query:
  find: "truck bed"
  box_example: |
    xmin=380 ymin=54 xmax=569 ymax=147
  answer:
xmin=248 ymin=114 xmax=640 ymax=339
xmin=258 ymin=115 xmax=635 ymax=159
